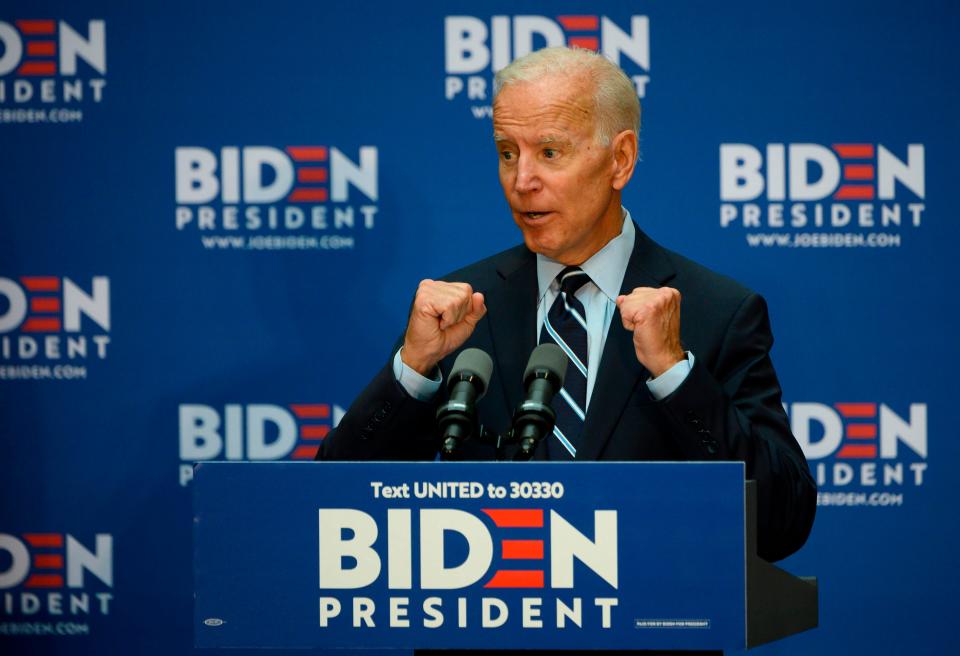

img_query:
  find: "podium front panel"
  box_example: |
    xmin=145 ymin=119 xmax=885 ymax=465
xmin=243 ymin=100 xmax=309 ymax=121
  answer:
xmin=194 ymin=461 xmax=746 ymax=650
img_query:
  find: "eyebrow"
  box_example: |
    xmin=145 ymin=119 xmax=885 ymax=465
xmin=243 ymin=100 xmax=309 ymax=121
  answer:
xmin=539 ymin=135 xmax=571 ymax=147
xmin=492 ymin=134 xmax=572 ymax=146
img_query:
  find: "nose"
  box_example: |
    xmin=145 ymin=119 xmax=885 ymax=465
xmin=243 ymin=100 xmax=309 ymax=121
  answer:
xmin=513 ymin=154 xmax=542 ymax=194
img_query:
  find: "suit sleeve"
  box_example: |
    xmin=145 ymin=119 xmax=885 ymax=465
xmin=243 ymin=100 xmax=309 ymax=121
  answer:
xmin=315 ymin=357 xmax=442 ymax=461
xmin=658 ymin=292 xmax=816 ymax=562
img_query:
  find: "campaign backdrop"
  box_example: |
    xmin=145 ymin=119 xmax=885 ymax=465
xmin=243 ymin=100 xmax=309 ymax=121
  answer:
xmin=0 ymin=0 xmax=955 ymax=654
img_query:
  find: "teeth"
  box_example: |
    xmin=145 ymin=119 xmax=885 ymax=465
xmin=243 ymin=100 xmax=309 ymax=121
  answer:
xmin=527 ymin=212 xmax=545 ymax=219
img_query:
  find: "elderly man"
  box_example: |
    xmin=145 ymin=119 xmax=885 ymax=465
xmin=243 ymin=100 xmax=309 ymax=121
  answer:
xmin=318 ymin=47 xmax=815 ymax=564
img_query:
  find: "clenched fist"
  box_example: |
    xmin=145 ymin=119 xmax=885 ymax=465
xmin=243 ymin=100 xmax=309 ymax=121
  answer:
xmin=402 ymin=280 xmax=487 ymax=376
xmin=615 ymin=287 xmax=685 ymax=378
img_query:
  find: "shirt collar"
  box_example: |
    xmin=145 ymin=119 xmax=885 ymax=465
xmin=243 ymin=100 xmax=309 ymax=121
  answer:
xmin=536 ymin=208 xmax=636 ymax=303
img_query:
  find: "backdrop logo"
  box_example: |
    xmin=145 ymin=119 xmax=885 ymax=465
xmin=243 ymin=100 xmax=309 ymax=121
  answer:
xmin=318 ymin=507 xmax=619 ymax=629
xmin=0 ymin=276 xmax=110 ymax=381
xmin=0 ymin=19 xmax=105 ymax=124
xmin=174 ymin=145 xmax=379 ymax=251
xmin=0 ymin=532 xmax=113 ymax=636
xmin=178 ymin=403 xmax=345 ymax=485
xmin=788 ymin=402 xmax=927 ymax=507
xmin=444 ymin=15 xmax=650 ymax=119
xmin=719 ymin=144 xmax=925 ymax=248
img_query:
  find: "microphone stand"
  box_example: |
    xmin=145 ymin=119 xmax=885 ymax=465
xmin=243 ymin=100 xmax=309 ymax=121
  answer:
xmin=439 ymin=423 xmax=503 ymax=460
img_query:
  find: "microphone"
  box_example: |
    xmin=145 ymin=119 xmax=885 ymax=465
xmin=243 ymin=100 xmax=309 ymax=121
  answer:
xmin=436 ymin=348 xmax=494 ymax=456
xmin=510 ymin=343 xmax=568 ymax=459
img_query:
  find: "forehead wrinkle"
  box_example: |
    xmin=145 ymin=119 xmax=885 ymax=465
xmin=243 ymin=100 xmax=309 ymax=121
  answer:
xmin=494 ymin=96 xmax=595 ymax=144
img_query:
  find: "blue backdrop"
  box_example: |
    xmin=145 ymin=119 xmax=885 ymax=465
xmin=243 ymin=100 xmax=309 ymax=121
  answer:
xmin=1 ymin=0 xmax=955 ymax=654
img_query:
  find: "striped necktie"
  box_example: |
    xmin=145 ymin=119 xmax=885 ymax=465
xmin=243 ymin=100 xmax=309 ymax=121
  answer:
xmin=539 ymin=266 xmax=590 ymax=459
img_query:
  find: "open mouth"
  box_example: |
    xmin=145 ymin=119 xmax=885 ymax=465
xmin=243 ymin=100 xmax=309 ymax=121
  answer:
xmin=524 ymin=211 xmax=550 ymax=220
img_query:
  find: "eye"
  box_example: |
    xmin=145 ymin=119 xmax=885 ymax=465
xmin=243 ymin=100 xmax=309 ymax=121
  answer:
xmin=500 ymin=150 xmax=515 ymax=162
xmin=543 ymin=148 xmax=558 ymax=159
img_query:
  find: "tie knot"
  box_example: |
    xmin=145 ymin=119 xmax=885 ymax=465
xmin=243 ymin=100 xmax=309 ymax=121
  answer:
xmin=557 ymin=266 xmax=590 ymax=297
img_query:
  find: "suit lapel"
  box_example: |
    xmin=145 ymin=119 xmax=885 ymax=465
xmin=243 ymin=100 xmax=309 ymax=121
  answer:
xmin=578 ymin=225 xmax=677 ymax=460
xmin=486 ymin=247 xmax=539 ymax=420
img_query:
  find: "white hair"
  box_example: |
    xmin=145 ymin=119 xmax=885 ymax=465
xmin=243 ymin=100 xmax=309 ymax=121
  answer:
xmin=493 ymin=46 xmax=641 ymax=146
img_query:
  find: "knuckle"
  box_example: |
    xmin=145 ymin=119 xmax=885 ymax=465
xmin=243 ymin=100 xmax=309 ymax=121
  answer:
xmin=450 ymin=282 xmax=472 ymax=296
xmin=416 ymin=281 xmax=437 ymax=301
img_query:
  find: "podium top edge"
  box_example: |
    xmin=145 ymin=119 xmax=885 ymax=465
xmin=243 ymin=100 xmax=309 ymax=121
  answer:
xmin=193 ymin=461 xmax=748 ymax=467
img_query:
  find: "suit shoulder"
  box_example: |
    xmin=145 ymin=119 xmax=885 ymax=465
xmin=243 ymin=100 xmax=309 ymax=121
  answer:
xmin=649 ymin=241 xmax=773 ymax=352
xmin=660 ymin=244 xmax=758 ymax=308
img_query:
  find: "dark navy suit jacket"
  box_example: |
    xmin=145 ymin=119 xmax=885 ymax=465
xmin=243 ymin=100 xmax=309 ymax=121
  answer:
xmin=318 ymin=224 xmax=816 ymax=562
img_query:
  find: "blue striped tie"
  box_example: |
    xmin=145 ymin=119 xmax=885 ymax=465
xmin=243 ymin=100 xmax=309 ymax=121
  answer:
xmin=539 ymin=266 xmax=590 ymax=459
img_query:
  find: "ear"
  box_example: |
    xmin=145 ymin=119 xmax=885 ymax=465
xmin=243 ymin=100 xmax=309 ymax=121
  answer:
xmin=610 ymin=129 xmax=638 ymax=191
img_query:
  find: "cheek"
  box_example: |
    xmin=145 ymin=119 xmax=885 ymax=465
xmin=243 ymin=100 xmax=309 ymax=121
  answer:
xmin=499 ymin=168 xmax=515 ymax=190
xmin=574 ymin=166 xmax=611 ymax=206
xmin=576 ymin=158 xmax=606 ymax=187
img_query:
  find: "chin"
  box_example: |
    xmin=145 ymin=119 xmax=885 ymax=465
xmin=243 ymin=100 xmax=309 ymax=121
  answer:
xmin=519 ymin=230 xmax=556 ymax=258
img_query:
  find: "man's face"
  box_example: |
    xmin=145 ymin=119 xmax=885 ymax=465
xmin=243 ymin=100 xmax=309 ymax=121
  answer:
xmin=493 ymin=74 xmax=624 ymax=265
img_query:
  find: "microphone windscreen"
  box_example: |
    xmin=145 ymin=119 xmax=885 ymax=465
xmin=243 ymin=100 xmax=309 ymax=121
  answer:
xmin=524 ymin=343 xmax=568 ymax=389
xmin=450 ymin=348 xmax=494 ymax=397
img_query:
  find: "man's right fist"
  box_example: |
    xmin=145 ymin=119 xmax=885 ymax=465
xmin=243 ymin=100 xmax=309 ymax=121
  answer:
xmin=401 ymin=280 xmax=487 ymax=376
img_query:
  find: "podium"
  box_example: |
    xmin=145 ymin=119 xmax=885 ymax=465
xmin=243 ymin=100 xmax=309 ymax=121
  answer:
xmin=193 ymin=461 xmax=817 ymax=651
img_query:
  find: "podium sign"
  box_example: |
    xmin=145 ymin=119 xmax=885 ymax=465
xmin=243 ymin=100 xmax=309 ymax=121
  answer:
xmin=192 ymin=461 xmax=772 ymax=650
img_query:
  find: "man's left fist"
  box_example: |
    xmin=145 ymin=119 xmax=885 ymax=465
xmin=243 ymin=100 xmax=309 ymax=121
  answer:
xmin=615 ymin=287 xmax=686 ymax=377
